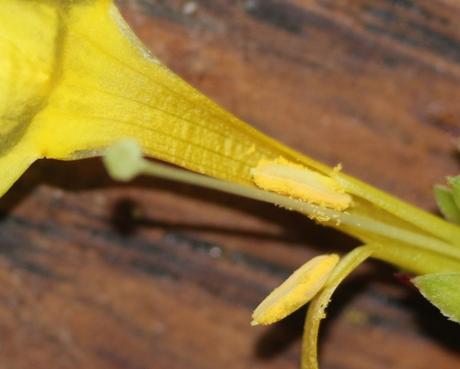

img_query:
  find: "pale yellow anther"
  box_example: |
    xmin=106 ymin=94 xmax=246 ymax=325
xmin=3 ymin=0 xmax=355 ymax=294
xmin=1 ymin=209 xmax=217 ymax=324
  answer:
xmin=251 ymin=158 xmax=352 ymax=211
xmin=251 ymin=254 xmax=340 ymax=326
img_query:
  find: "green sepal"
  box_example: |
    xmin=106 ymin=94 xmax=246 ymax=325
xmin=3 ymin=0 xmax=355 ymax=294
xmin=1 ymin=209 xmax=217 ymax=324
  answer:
xmin=434 ymin=185 xmax=460 ymax=224
xmin=413 ymin=272 xmax=460 ymax=324
xmin=447 ymin=176 xmax=460 ymax=210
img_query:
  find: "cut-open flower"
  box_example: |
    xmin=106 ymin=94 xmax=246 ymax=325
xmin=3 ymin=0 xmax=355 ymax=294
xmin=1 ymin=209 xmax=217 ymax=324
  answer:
xmin=2 ymin=0 xmax=460 ymax=255
xmin=3 ymin=2 xmax=460 ymax=369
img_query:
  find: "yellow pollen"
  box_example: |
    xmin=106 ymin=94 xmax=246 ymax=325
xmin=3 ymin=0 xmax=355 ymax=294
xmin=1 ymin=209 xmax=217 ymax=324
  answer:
xmin=251 ymin=254 xmax=340 ymax=325
xmin=251 ymin=158 xmax=352 ymax=210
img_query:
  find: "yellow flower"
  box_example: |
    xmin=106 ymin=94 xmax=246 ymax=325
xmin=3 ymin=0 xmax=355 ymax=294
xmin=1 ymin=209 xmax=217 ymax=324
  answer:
xmin=2 ymin=1 xmax=460 ymax=368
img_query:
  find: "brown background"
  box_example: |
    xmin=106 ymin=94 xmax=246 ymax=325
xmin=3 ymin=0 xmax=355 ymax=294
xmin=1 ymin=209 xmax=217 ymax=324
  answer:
xmin=1 ymin=0 xmax=460 ymax=368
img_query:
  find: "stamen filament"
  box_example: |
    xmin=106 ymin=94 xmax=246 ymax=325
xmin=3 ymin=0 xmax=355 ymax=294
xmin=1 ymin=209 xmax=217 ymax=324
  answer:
xmin=302 ymin=245 xmax=374 ymax=369
xmin=301 ymin=243 xmax=460 ymax=369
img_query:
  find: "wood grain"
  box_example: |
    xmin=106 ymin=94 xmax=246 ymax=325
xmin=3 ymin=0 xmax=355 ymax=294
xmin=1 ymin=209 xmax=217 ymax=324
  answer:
xmin=1 ymin=1 xmax=460 ymax=368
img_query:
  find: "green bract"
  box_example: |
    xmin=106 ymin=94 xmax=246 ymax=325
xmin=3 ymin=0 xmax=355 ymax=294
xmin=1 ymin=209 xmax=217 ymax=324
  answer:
xmin=413 ymin=273 xmax=460 ymax=323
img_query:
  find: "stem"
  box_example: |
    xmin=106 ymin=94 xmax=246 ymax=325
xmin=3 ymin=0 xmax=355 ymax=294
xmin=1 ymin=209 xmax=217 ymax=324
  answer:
xmin=338 ymin=213 xmax=460 ymax=260
xmin=337 ymin=174 xmax=460 ymax=246
xmin=371 ymin=242 xmax=460 ymax=274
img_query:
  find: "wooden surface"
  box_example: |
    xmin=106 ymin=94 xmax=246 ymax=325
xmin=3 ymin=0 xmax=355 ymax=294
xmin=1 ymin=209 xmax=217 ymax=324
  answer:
xmin=1 ymin=0 xmax=460 ymax=368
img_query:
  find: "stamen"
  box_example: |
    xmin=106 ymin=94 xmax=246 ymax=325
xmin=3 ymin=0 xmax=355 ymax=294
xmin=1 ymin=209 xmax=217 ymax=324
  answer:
xmin=251 ymin=254 xmax=339 ymax=326
xmin=302 ymin=246 xmax=374 ymax=369
xmin=251 ymin=158 xmax=352 ymax=211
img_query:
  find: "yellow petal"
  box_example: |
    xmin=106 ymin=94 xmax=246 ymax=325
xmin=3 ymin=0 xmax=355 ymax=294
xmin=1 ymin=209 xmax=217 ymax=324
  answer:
xmin=0 ymin=0 xmax=332 ymax=196
xmin=31 ymin=0 xmax=330 ymax=179
xmin=0 ymin=0 xmax=59 ymax=195
xmin=251 ymin=254 xmax=339 ymax=326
